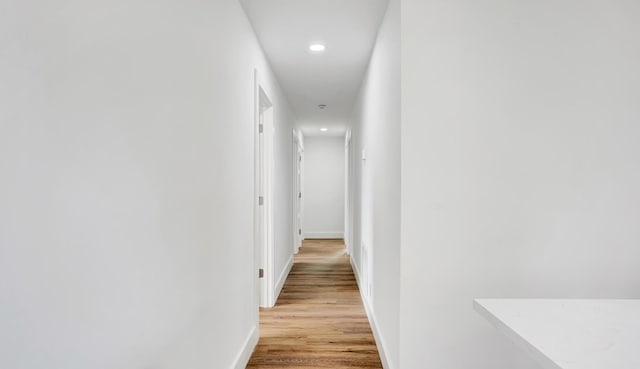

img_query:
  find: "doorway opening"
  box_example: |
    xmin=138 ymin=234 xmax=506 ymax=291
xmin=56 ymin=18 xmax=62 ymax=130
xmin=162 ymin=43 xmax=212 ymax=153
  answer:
xmin=254 ymin=70 xmax=276 ymax=308
xmin=292 ymin=131 xmax=304 ymax=254
xmin=344 ymin=130 xmax=352 ymax=255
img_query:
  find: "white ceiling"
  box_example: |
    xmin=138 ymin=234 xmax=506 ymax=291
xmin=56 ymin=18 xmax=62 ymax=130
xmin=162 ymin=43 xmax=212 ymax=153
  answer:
xmin=240 ymin=0 xmax=389 ymax=137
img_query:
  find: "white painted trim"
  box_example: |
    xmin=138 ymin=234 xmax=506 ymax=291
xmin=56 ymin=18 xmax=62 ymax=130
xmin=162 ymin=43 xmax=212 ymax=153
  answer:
xmin=255 ymin=70 xmax=276 ymax=308
xmin=292 ymin=130 xmax=304 ymax=254
xmin=232 ymin=325 xmax=259 ymax=369
xmin=362 ymin=297 xmax=394 ymax=369
xmin=351 ymin=255 xmax=361 ymax=286
xmin=275 ymin=255 xmax=294 ymax=300
xmin=253 ymin=69 xmax=260 ymax=313
xmin=350 ymin=256 xmax=394 ymax=369
xmin=303 ymin=232 xmax=344 ymax=239
xmin=292 ymin=130 xmax=298 ymax=255
xmin=344 ymin=130 xmax=352 ymax=256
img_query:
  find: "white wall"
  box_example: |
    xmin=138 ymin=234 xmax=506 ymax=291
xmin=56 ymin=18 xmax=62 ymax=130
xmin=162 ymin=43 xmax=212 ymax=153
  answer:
xmin=0 ymin=0 xmax=295 ymax=368
xmin=348 ymin=0 xmax=400 ymax=367
xmin=401 ymin=1 xmax=640 ymax=368
xmin=271 ymin=88 xmax=296 ymax=295
xmin=303 ymin=136 xmax=345 ymax=238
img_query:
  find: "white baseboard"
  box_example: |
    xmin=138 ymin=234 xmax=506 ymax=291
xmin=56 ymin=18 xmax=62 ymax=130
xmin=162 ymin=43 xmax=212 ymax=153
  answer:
xmin=275 ymin=255 xmax=293 ymax=300
xmin=362 ymin=297 xmax=394 ymax=369
xmin=232 ymin=325 xmax=258 ymax=369
xmin=303 ymin=232 xmax=344 ymax=239
xmin=350 ymin=256 xmax=361 ymax=287
xmin=349 ymin=255 xmax=394 ymax=369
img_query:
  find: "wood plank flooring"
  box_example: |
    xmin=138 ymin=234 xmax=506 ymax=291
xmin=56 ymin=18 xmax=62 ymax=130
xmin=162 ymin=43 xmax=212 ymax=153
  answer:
xmin=246 ymin=239 xmax=382 ymax=369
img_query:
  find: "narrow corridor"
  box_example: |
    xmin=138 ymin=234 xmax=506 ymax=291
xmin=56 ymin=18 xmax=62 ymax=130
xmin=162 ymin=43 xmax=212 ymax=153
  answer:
xmin=247 ymin=239 xmax=382 ymax=368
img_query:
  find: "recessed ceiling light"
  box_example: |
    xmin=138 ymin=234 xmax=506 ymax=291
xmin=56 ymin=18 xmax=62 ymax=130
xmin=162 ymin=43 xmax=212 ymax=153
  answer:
xmin=309 ymin=44 xmax=326 ymax=52
xmin=320 ymin=128 xmax=329 ymax=132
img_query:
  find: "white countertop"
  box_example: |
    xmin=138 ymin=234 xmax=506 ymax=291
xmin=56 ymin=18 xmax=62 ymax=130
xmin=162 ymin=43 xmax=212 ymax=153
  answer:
xmin=474 ymin=299 xmax=640 ymax=369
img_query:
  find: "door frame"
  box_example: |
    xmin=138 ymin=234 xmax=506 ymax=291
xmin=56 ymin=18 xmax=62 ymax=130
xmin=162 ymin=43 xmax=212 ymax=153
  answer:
xmin=292 ymin=130 xmax=304 ymax=253
xmin=344 ymin=130 xmax=352 ymax=255
xmin=254 ymin=69 xmax=276 ymax=308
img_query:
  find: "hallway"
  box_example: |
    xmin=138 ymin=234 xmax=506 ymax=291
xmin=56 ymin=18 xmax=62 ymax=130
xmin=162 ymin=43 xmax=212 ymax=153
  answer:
xmin=247 ymin=239 xmax=382 ymax=368
xmin=4 ymin=0 xmax=640 ymax=368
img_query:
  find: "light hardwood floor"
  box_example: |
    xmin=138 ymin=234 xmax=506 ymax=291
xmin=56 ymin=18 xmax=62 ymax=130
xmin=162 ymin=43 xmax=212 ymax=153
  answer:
xmin=246 ymin=239 xmax=383 ymax=369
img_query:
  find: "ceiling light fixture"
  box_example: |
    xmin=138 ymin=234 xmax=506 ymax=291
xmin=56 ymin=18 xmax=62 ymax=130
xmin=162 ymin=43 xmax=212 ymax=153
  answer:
xmin=309 ymin=44 xmax=326 ymax=52
xmin=320 ymin=128 xmax=329 ymax=132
